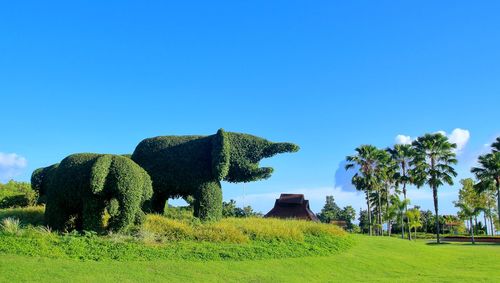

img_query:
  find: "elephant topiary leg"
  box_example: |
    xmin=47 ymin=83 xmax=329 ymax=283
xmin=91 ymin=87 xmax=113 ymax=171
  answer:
xmin=194 ymin=181 xmax=222 ymax=221
xmin=150 ymin=192 xmax=167 ymax=214
xmin=45 ymin=201 xmax=71 ymax=231
xmin=82 ymin=198 xmax=105 ymax=232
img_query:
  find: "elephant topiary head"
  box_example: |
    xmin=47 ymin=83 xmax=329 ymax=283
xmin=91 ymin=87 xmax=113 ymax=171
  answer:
xmin=212 ymin=129 xmax=300 ymax=183
xmin=31 ymin=163 xmax=59 ymax=204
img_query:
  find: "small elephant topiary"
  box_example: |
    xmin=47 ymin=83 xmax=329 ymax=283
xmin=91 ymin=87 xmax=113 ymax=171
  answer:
xmin=32 ymin=154 xmax=153 ymax=232
xmin=131 ymin=129 xmax=299 ymax=220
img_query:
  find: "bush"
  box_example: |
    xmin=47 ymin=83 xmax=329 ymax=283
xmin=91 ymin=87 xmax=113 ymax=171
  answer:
xmin=0 ymin=206 xmax=45 ymax=226
xmin=131 ymin=129 xmax=299 ymax=220
xmin=0 ymin=217 xmax=21 ymax=235
xmin=0 ymin=180 xmax=38 ymax=208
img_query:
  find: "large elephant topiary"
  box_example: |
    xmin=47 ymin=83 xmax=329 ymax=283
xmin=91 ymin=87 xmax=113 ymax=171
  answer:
xmin=131 ymin=129 xmax=299 ymax=220
xmin=31 ymin=154 xmax=153 ymax=232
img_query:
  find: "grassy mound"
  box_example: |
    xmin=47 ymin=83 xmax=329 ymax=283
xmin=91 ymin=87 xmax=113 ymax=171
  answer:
xmin=0 ymin=210 xmax=352 ymax=261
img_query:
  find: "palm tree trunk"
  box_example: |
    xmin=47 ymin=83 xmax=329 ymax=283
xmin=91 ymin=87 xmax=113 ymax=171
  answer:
xmin=400 ymin=212 xmax=404 ymax=239
xmin=386 ymin=185 xmax=391 ymax=237
xmin=366 ymin=192 xmax=372 ymax=236
xmin=378 ymin=192 xmax=382 ymax=236
xmin=484 ymin=213 xmax=488 ymax=235
xmin=496 ymin=181 xmax=500 ymax=225
xmin=403 ymin=184 xmax=409 ymax=240
xmin=432 ymin=186 xmax=441 ymax=244
xmin=469 ymin=218 xmax=475 ymax=245
xmin=388 ymin=220 xmax=392 ymax=237
xmin=489 ymin=215 xmax=495 ymax=236
xmin=474 ymin=216 xmax=478 ymax=234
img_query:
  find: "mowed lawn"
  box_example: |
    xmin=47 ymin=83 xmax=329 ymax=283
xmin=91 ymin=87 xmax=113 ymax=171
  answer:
xmin=0 ymin=235 xmax=498 ymax=283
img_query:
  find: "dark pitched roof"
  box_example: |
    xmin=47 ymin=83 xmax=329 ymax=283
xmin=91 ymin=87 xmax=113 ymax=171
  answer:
xmin=264 ymin=194 xmax=319 ymax=221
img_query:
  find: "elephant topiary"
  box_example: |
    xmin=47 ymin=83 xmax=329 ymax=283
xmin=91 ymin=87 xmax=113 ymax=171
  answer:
xmin=31 ymin=154 xmax=153 ymax=232
xmin=131 ymin=129 xmax=299 ymax=220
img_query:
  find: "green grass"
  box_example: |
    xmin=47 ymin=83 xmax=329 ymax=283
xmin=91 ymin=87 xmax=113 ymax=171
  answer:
xmin=0 ymin=213 xmax=352 ymax=261
xmin=0 ymin=208 xmax=497 ymax=282
xmin=0 ymin=235 xmax=498 ymax=282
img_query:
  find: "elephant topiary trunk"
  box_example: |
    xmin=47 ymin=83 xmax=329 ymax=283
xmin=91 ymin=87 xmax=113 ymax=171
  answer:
xmin=131 ymin=129 xmax=299 ymax=220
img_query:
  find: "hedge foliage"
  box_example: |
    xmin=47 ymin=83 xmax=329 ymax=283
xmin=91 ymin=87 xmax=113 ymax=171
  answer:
xmin=32 ymin=154 xmax=153 ymax=232
xmin=132 ymin=129 xmax=299 ymax=220
xmin=0 ymin=180 xmax=38 ymax=209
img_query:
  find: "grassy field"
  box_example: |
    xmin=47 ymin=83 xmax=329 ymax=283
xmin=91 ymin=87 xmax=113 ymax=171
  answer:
xmin=0 ymin=235 xmax=498 ymax=282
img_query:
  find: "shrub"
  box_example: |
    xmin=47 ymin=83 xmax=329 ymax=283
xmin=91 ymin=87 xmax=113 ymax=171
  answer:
xmin=131 ymin=129 xmax=299 ymax=220
xmin=0 ymin=180 xmax=38 ymax=208
xmin=0 ymin=206 xmax=45 ymax=226
xmin=32 ymin=154 xmax=153 ymax=232
xmin=1 ymin=217 xmax=21 ymax=235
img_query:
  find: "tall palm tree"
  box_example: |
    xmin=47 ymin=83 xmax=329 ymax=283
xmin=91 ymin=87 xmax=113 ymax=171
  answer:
xmin=472 ymin=151 xmax=500 ymax=224
xmin=387 ymin=144 xmax=415 ymax=239
xmin=411 ymin=133 xmax=457 ymax=244
xmin=376 ymin=150 xmax=398 ymax=236
xmin=346 ymin=145 xmax=385 ymax=236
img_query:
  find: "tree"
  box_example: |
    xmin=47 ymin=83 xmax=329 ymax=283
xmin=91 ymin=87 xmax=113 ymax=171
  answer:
xmin=411 ymin=133 xmax=457 ymax=244
xmin=222 ymin=200 xmax=238 ymax=217
xmin=340 ymin=205 xmax=357 ymax=231
xmin=387 ymin=144 xmax=415 ymax=239
xmin=222 ymin=199 xmax=262 ymax=218
xmin=455 ymin=178 xmax=485 ymax=244
xmin=492 ymin=137 xmax=500 ymax=152
xmin=472 ymin=150 xmax=500 ymax=225
xmin=346 ymin=145 xmax=386 ymax=236
xmin=317 ymin=196 xmax=341 ymax=223
xmin=358 ymin=209 xmax=371 ymax=234
xmin=374 ymin=150 xmax=398 ymax=236
xmin=420 ymin=210 xmax=434 ymax=233
xmin=406 ymin=208 xmax=422 ymax=240
xmin=391 ymin=195 xmax=411 ymax=239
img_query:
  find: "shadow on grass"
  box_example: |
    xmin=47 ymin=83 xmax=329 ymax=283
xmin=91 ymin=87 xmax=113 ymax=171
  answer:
xmin=426 ymin=242 xmax=451 ymax=246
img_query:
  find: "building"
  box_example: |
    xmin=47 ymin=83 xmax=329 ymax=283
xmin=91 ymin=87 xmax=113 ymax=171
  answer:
xmin=264 ymin=194 xmax=319 ymax=221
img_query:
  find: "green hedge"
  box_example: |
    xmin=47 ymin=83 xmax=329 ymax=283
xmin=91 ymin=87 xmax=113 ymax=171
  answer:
xmin=132 ymin=129 xmax=299 ymax=220
xmin=32 ymin=154 xmax=153 ymax=232
xmin=0 ymin=180 xmax=37 ymax=209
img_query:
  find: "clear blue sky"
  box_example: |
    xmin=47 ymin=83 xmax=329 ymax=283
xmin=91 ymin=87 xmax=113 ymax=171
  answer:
xmin=1 ymin=1 xmax=499 ymax=215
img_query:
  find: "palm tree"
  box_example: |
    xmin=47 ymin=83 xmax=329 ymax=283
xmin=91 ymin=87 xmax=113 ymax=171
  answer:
xmin=411 ymin=133 xmax=457 ymax=244
xmin=387 ymin=144 xmax=415 ymax=239
xmin=492 ymin=137 xmax=500 ymax=152
xmin=391 ymin=195 xmax=411 ymax=239
xmin=472 ymin=151 xmax=500 ymax=225
xmin=376 ymin=150 xmax=398 ymax=236
xmin=346 ymin=145 xmax=385 ymax=236
xmin=455 ymin=201 xmax=482 ymax=244
xmin=406 ymin=208 xmax=422 ymax=241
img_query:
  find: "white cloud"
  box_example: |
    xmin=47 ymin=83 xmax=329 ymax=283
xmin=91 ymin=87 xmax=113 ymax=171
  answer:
xmin=447 ymin=128 xmax=470 ymax=152
xmin=0 ymin=152 xmax=27 ymax=182
xmin=395 ymin=135 xmax=412 ymax=145
xmin=395 ymin=128 xmax=470 ymax=155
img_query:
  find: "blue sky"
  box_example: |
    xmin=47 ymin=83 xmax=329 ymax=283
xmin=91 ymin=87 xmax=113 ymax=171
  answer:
xmin=1 ymin=1 xmax=499 ymax=216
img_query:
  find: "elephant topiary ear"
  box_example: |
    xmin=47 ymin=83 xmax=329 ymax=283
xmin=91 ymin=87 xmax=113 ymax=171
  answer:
xmin=90 ymin=155 xmax=113 ymax=194
xmin=212 ymin=129 xmax=231 ymax=180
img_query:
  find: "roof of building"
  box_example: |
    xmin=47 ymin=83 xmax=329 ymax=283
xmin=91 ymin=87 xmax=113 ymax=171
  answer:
xmin=264 ymin=193 xmax=319 ymax=221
